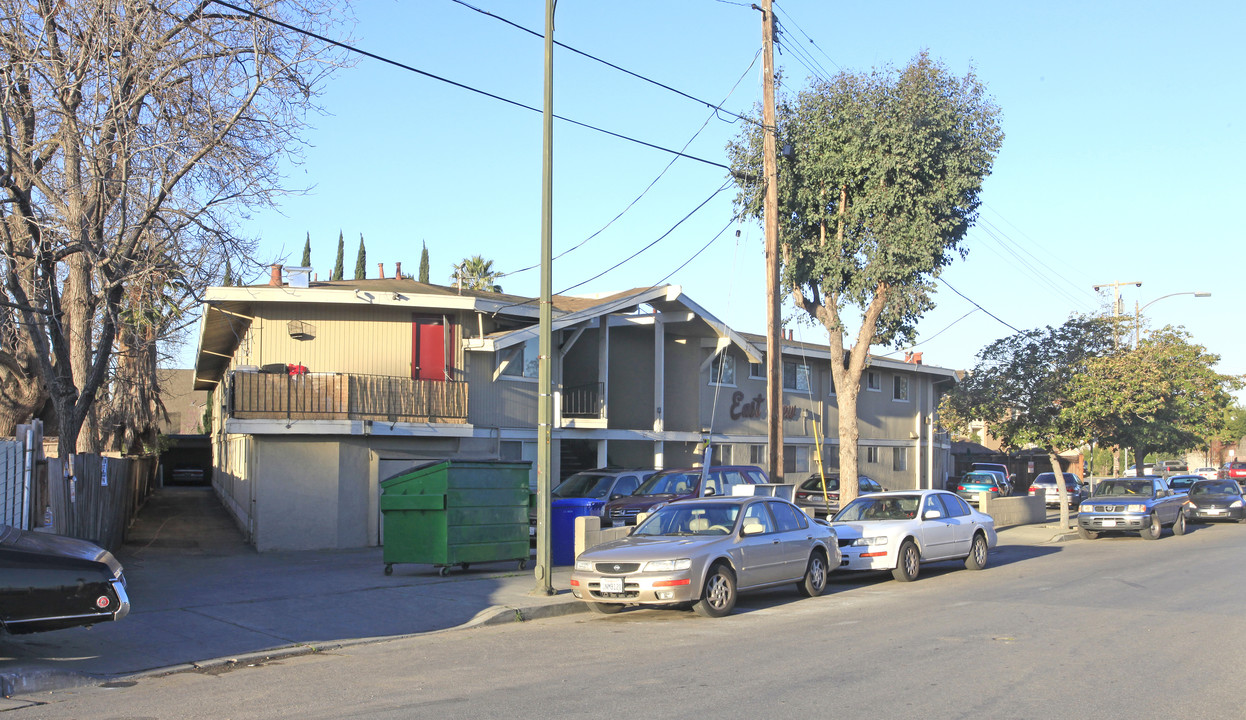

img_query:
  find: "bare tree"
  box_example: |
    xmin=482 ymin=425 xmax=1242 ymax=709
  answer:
xmin=0 ymin=0 xmax=352 ymax=453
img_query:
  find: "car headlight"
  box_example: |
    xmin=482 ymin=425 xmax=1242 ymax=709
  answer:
xmin=851 ymin=536 xmax=888 ymax=547
xmin=1079 ymin=504 xmax=1094 ymax=513
xmin=1232 ymin=500 xmax=1244 ymax=508
xmin=574 ymin=560 xmax=593 ymax=571
xmin=642 ymin=558 xmax=692 ymax=572
xmin=1125 ymin=504 xmax=1146 ymax=513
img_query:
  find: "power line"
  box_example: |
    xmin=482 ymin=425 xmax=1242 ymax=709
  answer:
xmin=773 ymin=2 xmax=841 ymax=74
xmin=208 ymin=0 xmax=732 ymax=171
xmin=501 ymin=49 xmax=762 ymax=279
xmin=448 ymin=0 xmax=760 ymax=128
xmin=938 ymin=278 xmax=1021 ymax=333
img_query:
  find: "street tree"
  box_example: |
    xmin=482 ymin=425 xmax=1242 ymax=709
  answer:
xmin=940 ymin=317 xmax=1116 ymax=529
xmin=728 ymin=51 xmax=1004 ymax=505
xmin=354 ymin=235 xmax=367 ymax=280
xmin=452 ymin=255 xmax=503 ymax=293
xmin=301 ymin=233 xmax=312 ymax=267
xmin=332 ymin=231 xmax=345 ymax=281
xmin=0 ymin=1 xmax=350 ymax=453
xmin=1066 ymin=327 xmax=1242 ymax=476
xmin=419 ymin=242 xmax=431 ymax=284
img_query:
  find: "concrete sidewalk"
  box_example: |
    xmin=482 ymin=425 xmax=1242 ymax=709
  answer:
xmin=0 ymin=487 xmax=1079 ymax=698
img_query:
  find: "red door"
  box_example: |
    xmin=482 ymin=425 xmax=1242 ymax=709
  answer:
xmin=412 ymin=317 xmax=451 ymax=381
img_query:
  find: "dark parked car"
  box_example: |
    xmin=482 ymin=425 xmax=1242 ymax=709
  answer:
xmin=793 ymin=474 xmax=883 ymax=518
xmin=1028 ymin=472 xmax=1085 ymax=507
xmin=1183 ymin=479 xmax=1246 ymax=523
xmin=0 ymin=525 xmax=130 ymax=634
xmin=1077 ymin=476 xmax=1186 ymax=540
xmin=602 ymin=466 xmax=768 ymax=527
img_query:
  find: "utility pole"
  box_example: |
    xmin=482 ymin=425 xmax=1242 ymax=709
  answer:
xmin=760 ymin=0 xmax=783 ymax=483
xmin=1092 ymin=280 xmax=1141 ymax=349
xmin=532 ymin=0 xmax=554 ymax=596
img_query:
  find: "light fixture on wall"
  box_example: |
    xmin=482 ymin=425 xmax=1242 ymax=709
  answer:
xmin=287 ymin=320 xmax=316 ymax=341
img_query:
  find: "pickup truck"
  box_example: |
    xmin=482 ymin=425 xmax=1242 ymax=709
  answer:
xmin=1077 ymin=476 xmax=1186 ymax=540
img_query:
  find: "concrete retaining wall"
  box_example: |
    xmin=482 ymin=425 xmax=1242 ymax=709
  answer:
xmin=575 ymin=515 xmax=641 ymax=559
xmin=980 ymin=490 xmax=1047 ymax=529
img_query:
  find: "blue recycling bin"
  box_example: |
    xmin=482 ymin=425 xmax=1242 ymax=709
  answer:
xmin=551 ymin=500 xmax=606 ymax=566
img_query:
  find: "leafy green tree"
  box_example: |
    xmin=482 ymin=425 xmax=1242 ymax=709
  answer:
xmin=940 ymin=317 xmax=1115 ymax=529
xmin=301 ymin=232 xmax=311 ymax=267
xmin=419 ymin=242 xmax=431 ymax=284
xmin=728 ymin=51 xmax=1004 ymax=505
xmin=332 ymin=231 xmax=345 ymax=281
xmin=451 ymin=255 xmax=503 ymax=292
xmin=1067 ymin=327 xmax=1242 ymax=476
xmin=354 ymin=234 xmax=367 ymax=280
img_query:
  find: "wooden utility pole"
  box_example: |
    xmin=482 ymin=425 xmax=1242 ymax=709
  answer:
xmin=532 ymin=0 xmax=554 ymax=596
xmin=761 ymin=0 xmax=783 ymax=482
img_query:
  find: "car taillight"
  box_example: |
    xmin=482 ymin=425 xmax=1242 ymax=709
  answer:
xmin=95 ymin=595 xmax=111 ymax=609
xmin=957 ymin=485 xmax=967 ymax=491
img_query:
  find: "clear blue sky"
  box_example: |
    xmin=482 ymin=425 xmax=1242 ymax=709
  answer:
xmin=219 ymin=0 xmax=1245 ymax=396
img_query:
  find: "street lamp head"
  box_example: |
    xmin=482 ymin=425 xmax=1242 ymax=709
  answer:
xmin=1195 ymin=291 xmax=1212 ymax=298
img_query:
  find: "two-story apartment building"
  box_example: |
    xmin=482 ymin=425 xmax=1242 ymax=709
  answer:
xmin=193 ymin=266 xmax=956 ymax=551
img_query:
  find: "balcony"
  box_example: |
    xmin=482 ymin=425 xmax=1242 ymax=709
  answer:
xmin=560 ymin=382 xmax=604 ymax=419
xmin=228 ymin=371 xmax=468 ymax=424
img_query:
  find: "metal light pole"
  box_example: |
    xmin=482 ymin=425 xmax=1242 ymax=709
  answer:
xmin=1133 ymin=291 xmax=1212 ymax=348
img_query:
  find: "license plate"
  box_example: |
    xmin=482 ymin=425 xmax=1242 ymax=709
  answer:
xmin=599 ymin=577 xmax=623 ymax=593
xmin=1207 ymin=509 xmax=1224 ymax=515
xmin=1101 ymin=519 xmax=1117 ymax=527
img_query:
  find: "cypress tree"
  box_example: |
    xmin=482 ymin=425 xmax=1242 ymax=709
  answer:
xmin=222 ymin=257 xmax=234 ymax=286
xmin=354 ymin=234 xmax=367 ymax=280
xmin=332 ymin=231 xmax=344 ymax=281
xmin=418 ymin=242 xmax=430 ymax=283
xmin=301 ymin=232 xmax=311 ymax=267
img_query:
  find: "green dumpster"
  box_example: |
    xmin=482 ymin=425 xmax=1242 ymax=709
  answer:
xmin=380 ymin=460 xmax=532 ymax=576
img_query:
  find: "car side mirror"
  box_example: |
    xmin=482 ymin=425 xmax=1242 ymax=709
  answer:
xmin=704 ymin=488 xmax=716 ymax=497
xmin=923 ymin=510 xmax=943 ymax=520
xmin=741 ymin=522 xmax=765 ymax=536
xmin=610 ymin=494 xmax=622 ymax=500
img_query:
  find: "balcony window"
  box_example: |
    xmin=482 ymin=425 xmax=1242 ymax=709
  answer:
xmin=500 ymin=338 xmax=539 ymax=379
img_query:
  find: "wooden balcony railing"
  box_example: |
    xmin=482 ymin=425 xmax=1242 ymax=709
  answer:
xmin=228 ymin=371 xmax=468 ymax=424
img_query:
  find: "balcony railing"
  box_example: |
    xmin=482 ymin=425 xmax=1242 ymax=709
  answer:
xmin=561 ymin=382 xmax=604 ymax=419
xmin=228 ymin=371 xmax=468 ymax=424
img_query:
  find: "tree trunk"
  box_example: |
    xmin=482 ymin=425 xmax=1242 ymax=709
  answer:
xmin=1048 ymin=448 xmax=1071 ymax=529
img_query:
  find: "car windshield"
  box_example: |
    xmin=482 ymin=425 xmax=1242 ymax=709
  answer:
xmin=552 ymin=474 xmax=615 ymax=499
xmin=833 ymin=495 xmax=920 ymax=522
xmin=799 ymin=476 xmax=840 ymax=492
xmin=633 ymin=504 xmax=740 ymax=536
xmin=634 ymin=471 xmax=699 ymax=496
xmin=1094 ymin=480 xmax=1152 ymax=496
xmin=1191 ymin=481 xmax=1239 ymax=496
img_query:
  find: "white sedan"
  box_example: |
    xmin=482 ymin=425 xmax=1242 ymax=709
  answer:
xmin=831 ymin=490 xmax=997 ymax=582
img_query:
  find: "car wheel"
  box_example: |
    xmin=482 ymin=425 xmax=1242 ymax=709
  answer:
xmin=797 ymin=550 xmax=829 ymax=597
xmin=1077 ymin=526 xmax=1099 ymax=540
xmin=1172 ymin=511 xmax=1186 ymax=536
xmin=964 ymin=533 xmax=988 ymax=571
xmin=891 ymin=540 xmax=920 ymax=582
xmin=586 ymin=602 xmax=626 ymax=615
xmin=1140 ymin=513 xmax=1162 ymax=540
xmin=693 ymin=563 xmax=737 ymax=618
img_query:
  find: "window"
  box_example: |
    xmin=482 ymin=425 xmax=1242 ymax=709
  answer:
xmin=613 ymin=475 xmax=640 ymax=496
xmin=828 ymin=371 xmax=836 ymax=396
xmin=783 ymin=445 xmax=810 ymax=474
xmin=783 ymin=361 xmax=810 ymax=391
xmin=742 ymin=502 xmax=776 ymax=534
xmin=893 ymin=447 xmax=909 ymax=471
xmin=893 ymin=375 xmax=909 ymax=402
xmin=939 ymin=494 xmax=971 ymax=517
xmin=866 ymin=370 xmax=882 ymax=392
xmin=865 ymin=447 xmax=879 ymax=464
xmin=709 ymin=352 xmax=736 ymax=385
xmin=768 ymin=501 xmax=808 ymax=531
xmin=499 ymin=338 xmax=539 ymax=379
xmin=749 ymin=445 xmax=767 ymax=465
xmin=749 ymin=361 xmax=765 ymax=379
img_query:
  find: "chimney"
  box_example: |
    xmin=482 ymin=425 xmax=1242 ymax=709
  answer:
xmin=377 ymin=262 xmax=385 ymax=279
xmin=913 ymin=352 xmax=923 ymax=365
xmin=269 ymin=264 xmax=283 ymax=286
xmin=395 ymin=261 xmax=402 ymax=278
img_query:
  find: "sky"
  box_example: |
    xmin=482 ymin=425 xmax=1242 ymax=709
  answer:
xmin=206 ymin=0 xmax=1245 ymax=396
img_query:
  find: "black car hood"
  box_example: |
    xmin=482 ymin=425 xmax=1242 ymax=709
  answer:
xmin=0 ymin=525 xmax=121 ymax=576
xmin=1189 ymin=493 xmax=1242 ymax=505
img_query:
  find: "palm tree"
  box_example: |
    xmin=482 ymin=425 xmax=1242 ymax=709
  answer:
xmin=451 ymin=255 xmax=503 ymax=293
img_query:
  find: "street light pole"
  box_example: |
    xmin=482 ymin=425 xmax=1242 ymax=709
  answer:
xmin=1133 ymin=291 xmax=1212 ymax=348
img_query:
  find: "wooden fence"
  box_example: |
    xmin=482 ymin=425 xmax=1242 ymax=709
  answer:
xmin=44 ymin=454 xmax=156 ymax=552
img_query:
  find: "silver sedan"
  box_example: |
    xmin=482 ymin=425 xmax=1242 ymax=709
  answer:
xmin=570 ymin=496 xmax=839 ymax=617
